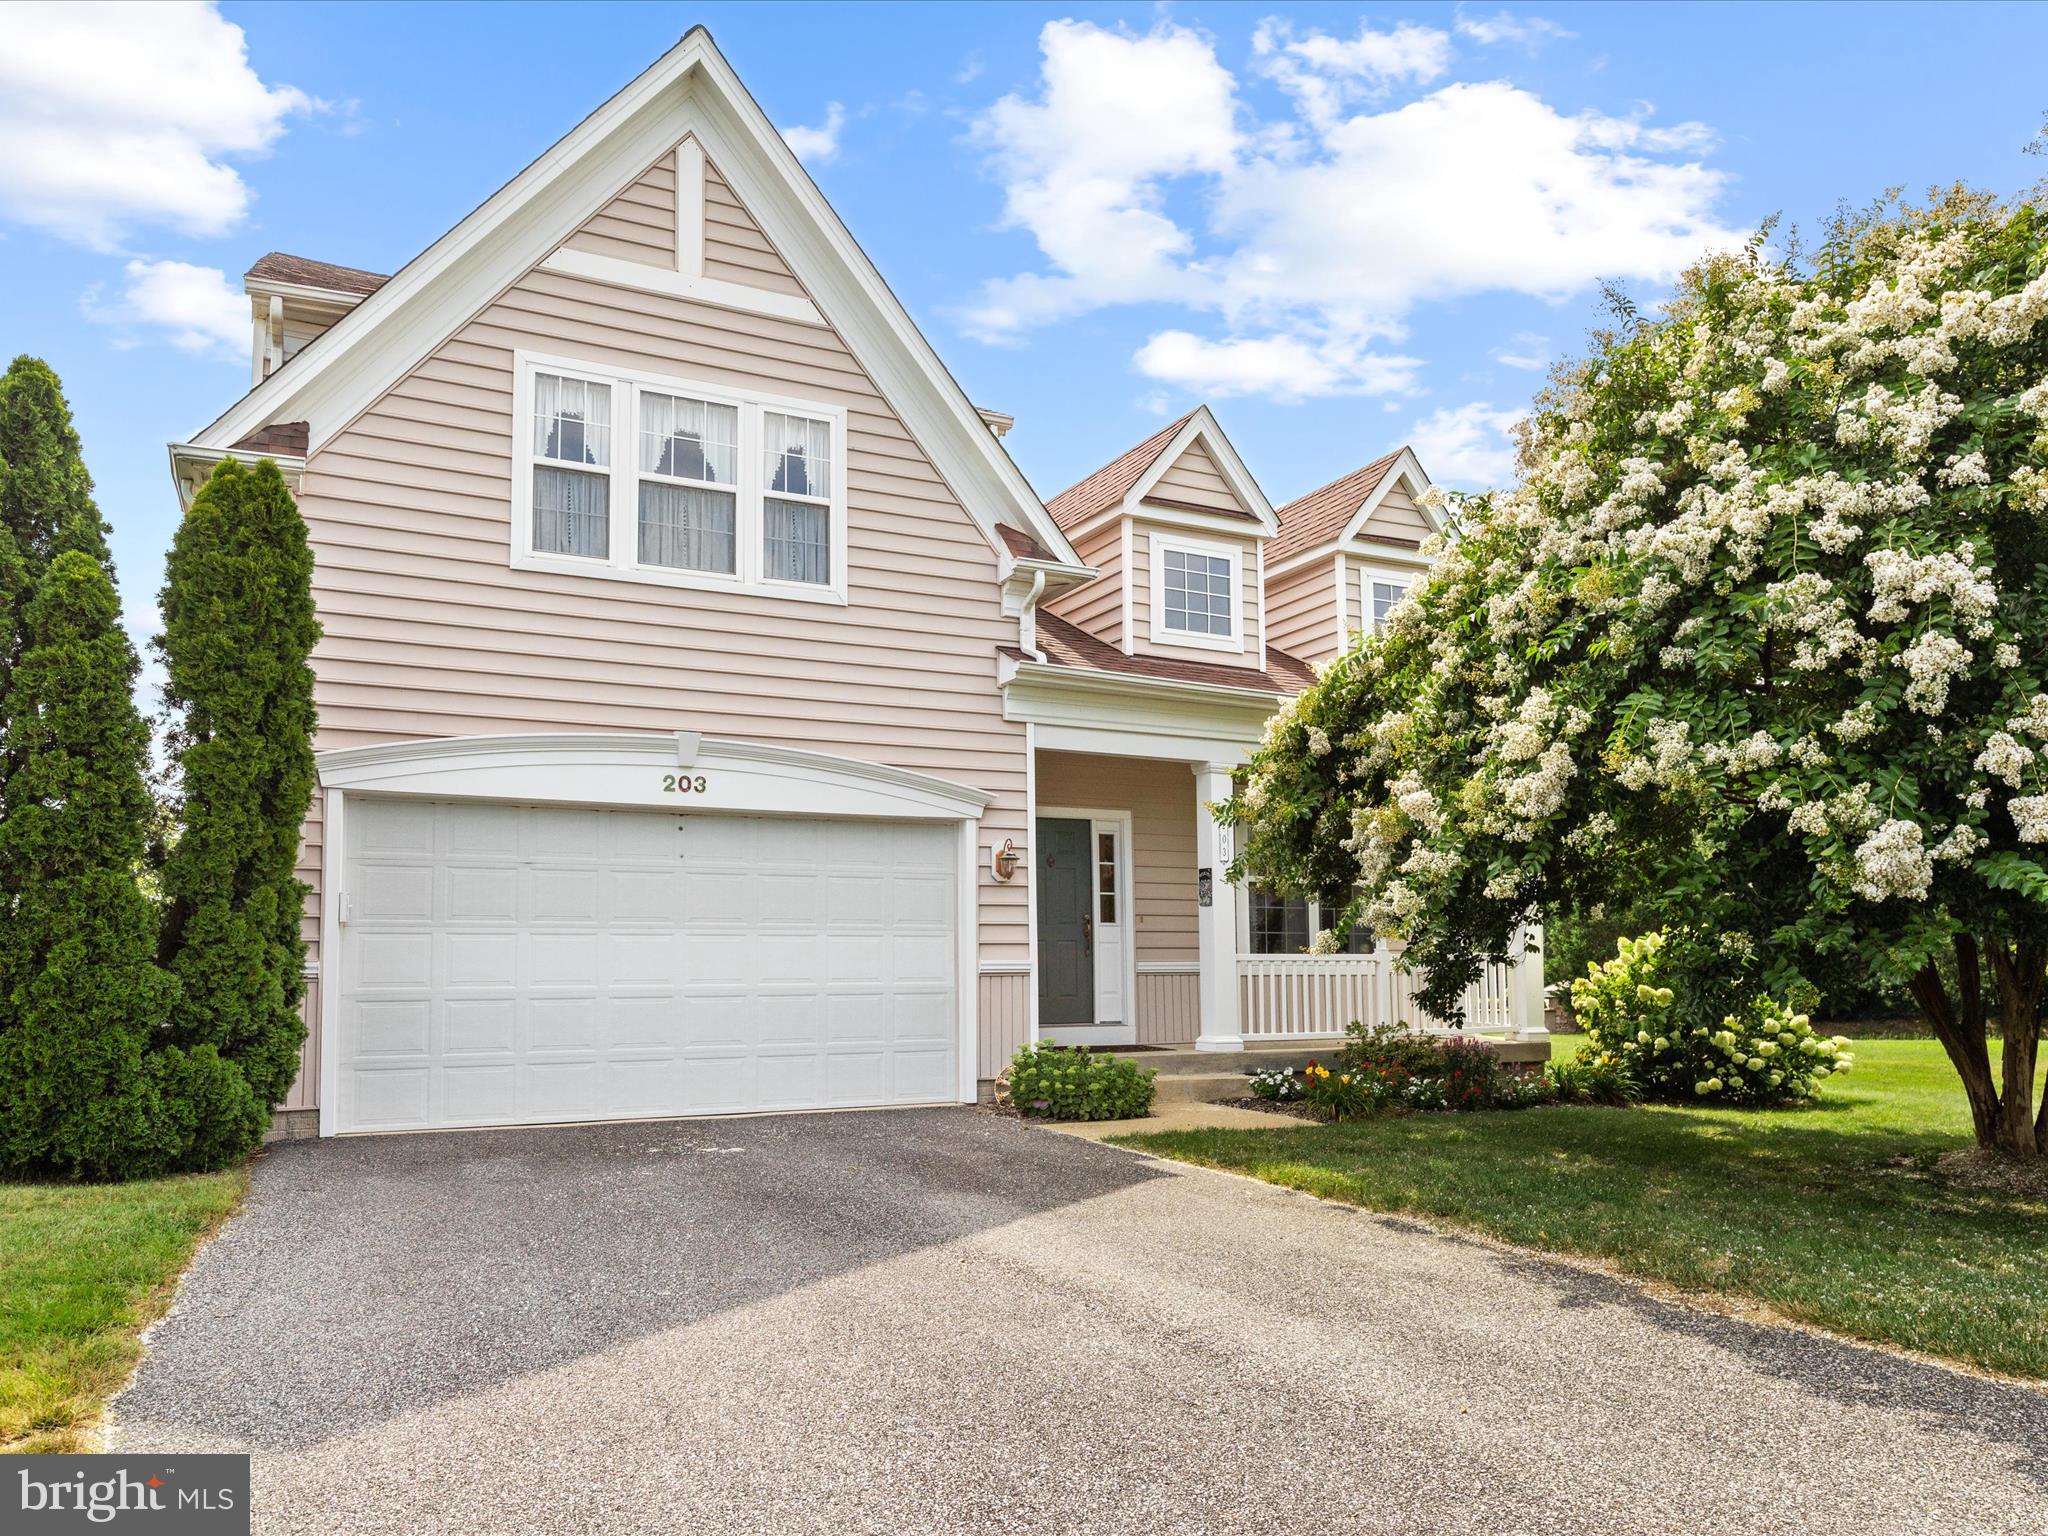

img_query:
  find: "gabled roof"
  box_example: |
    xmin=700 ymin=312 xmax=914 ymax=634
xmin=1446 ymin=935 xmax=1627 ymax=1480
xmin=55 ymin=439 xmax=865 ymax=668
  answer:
xmin=1042 ymin=406 xmax=1278 ymax=538
xmin=1019 ymin=611 xmax=1315 ymax=694
xmin=1269 ymin=446 xmax=1436 ymax=564
xmin=245 ymin=252 xmax=389 ymax=297
xmin=1044 ymin=411 xmax=1195 ymax=529
xmin=185 ymin=28 xmax=1080 ymax=568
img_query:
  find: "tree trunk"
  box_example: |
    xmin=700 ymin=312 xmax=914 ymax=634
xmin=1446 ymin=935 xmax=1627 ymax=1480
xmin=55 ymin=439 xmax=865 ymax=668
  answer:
xmin=1987 ymin=942 xmax=2045 ymax=1159
xmin=1909 ymin=940 xmax=2013 ymax=1154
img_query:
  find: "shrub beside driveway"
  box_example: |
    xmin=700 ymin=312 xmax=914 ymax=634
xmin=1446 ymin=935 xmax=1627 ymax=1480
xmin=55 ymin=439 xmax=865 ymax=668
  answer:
xmin=0 ymin=1169 xmax=244 ymax=1452
xmin=1119 ymin=1038 xmax=2048 ymax=1379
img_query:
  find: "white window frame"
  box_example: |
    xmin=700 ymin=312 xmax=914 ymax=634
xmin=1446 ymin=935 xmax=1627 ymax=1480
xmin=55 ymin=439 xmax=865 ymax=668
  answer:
xmin=1358 ymin=563 xmax=1413 ymax=637
xmin=1147 ymin=530 xmax=1241 ymax=653
xmin=511 ymin=350 xmax=849 ymax=605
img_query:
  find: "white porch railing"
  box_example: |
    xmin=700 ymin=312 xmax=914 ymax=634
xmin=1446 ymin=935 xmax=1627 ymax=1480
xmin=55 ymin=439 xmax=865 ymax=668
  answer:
xmin=1237 ymin=944 xmax=1539 ymax=1042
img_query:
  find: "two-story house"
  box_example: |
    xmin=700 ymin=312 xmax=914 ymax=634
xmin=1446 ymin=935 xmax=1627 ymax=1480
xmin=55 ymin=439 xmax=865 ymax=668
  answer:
xmin=169 ymin=29 xmax=1539 ymax=1138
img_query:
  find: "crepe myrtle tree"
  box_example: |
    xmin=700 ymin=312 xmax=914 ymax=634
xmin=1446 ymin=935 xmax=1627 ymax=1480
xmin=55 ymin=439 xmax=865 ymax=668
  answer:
xmin=1228 ymin=189 xmax=2048 ymax=1158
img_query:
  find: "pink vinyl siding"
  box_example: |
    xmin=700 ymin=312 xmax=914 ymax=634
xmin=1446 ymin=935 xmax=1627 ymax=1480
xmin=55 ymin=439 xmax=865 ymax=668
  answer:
xmin=1358 ymin=480 xmax=1430 ymax=543
xmin=560 ymin=153 xmax=677 ymax=269
xmin=1042 ymin=520 xmax=1124 ymax=646
xmin=1145 ymin=440 xmax=1249 ymax=518
xmin=977 ymin=971 xmax=1031 ymax=1080
xmin=703 ymin=157 xmax=806 ymax=297
xmin=1267 ymin=555 xmax=1339 ymax=669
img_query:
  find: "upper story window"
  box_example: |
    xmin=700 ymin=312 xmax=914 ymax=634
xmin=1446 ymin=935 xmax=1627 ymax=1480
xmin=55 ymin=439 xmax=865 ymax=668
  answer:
xmin=1147 ymin=531 xmax=1242 ymax=652
xmin=513 ymin=352 xmax=848 ymax=605
xmin=1362 ymin=569 xmax=1411 ymax=634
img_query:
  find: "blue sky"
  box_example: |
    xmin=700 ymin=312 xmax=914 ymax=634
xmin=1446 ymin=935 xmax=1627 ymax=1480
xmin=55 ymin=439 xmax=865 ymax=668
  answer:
xmin=2 ymin=0 xmax=2045 ymax=651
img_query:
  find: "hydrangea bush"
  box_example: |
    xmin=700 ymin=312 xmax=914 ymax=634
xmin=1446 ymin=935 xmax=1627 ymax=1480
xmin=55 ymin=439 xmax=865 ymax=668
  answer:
xmin=1569 ymin=931 xmax=1850 ymax=1104
xmin=1003 ymin=1044 xmax=1155 ymax=1121
xmin=1228 ymin=190 xmax=2048 ymax=1158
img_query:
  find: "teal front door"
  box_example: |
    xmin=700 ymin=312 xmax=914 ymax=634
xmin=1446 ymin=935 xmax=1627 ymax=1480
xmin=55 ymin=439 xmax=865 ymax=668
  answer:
xmin=1036 ymin=817 xmax=1095 ymax=1026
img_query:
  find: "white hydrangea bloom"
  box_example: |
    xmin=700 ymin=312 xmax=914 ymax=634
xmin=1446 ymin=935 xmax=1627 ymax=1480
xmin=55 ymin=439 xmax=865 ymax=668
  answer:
xmin=1894 ymin=631 xmax=1972 ymax=714
xmin=1851 ymin=818 xmax=1934 ymax=901
xmin=1973 ymin=731 xmax=2034 ymax=787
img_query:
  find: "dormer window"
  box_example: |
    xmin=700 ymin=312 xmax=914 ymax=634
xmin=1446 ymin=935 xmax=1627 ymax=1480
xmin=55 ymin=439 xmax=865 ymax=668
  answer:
xmin=1363 ymin=569 xmax=1412 ymax=634
xmin=1148 ymin=531 xmax=1241 ymax=652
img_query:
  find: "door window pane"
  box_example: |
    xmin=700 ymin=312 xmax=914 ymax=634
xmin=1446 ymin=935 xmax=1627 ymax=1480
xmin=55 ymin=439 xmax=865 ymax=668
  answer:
xmin=1097 ymin=832 xmax=1117 ymax=924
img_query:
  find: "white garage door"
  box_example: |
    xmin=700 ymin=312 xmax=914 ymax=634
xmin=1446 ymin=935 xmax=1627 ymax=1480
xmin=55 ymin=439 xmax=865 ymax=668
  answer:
xmin=336 ymin=798 xmax=959 ymax=1133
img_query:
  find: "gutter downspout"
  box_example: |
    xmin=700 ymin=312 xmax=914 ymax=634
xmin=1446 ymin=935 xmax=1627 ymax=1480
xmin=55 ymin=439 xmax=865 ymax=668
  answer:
xmin=1018 ymin=568 xmax=1048 ymax=662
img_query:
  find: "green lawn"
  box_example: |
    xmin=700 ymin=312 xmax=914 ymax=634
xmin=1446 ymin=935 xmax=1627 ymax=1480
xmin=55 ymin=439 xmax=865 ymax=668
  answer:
xmin=0 ymin=1169 xmax=245 ymax=1453
xmin=1116 ymin=1039 xmax=2048 ymax=1379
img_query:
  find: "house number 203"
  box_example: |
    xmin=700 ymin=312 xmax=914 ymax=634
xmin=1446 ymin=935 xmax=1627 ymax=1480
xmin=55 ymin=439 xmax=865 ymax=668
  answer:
xmin=661 ymin=774 xmax=708 ymax=794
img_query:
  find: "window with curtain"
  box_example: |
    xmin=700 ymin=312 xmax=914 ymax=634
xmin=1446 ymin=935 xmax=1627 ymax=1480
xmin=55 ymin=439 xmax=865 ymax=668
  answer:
xmin=1162 ymin=546 xmax=1233 ymax=636
xmin=531 ymin=372 xmax=611 ymax=559
xmin=763 ymin=410 xmax=832 ymax=584
xmin=638 ymin=390 xmax=738 ymax=574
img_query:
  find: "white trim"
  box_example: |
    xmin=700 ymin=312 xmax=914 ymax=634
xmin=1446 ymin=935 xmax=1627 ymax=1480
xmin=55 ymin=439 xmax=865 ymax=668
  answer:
xmin=316 ymin=732 xmax=992 ymax=821
xmin=1001 ymin=658 xmax=1283 ymax=764
xmin=1340 ymin=449 xmax=1438 ymax=545
xmin=539 ymin=246 xmax=823 ymax=325
xmin=978 ymin=961 xmax=1032 ymax=975
xmin=1037 ymin=805 xmax=1137 ymax=1046
xmin=316 ymin=786 xmax=345 ymax=1139
xmin=511 ymin=349 xmax=849 ymax=605
xmin=1147 ymin=530 xmax=1243 ymax=654
xmin=167 ymin=442 xmax=305 ymax=513
xmin=1192 ymin=763 xmax=1243 ymax=1052
xmin=675 ymin=137 xmax=705 ymax=277
xmin=1136 ymin=961 xmax=1201 ymax=974
xmin=182 ymin=31 xmax=1082 ymax=572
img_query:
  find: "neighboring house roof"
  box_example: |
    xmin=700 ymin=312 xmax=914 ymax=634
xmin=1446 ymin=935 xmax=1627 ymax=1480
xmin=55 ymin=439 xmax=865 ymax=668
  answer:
xmin=230 ymin=421 xmax=310 ymax=456
xmin=1020 ymin=611 xmax=1315 ymax=694
xmin=183 ymin=27 xmax=1081 ymax=569
xmin=245 ymin=252 xmax=390 ymax=297
xmin=1044 ymin=412 xmax=1196 ymax=530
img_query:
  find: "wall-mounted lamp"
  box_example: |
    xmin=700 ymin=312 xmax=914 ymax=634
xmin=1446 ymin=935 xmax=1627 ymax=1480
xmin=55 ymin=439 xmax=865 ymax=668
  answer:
xmin=992 ymin=838 xmax=1022 ymax=882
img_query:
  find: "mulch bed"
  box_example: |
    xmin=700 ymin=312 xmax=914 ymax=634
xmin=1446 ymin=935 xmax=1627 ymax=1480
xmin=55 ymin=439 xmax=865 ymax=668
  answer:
xmin=1220 ymin=1096 xmax=1324 ymax=1123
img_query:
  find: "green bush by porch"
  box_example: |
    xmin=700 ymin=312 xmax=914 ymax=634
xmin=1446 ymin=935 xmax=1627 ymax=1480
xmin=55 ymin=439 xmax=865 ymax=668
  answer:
xmin=1005 ymin=1044 xmax=1157 ymax=1120
xmin=1119 ymin=1037 xmax=2048 ymax=1378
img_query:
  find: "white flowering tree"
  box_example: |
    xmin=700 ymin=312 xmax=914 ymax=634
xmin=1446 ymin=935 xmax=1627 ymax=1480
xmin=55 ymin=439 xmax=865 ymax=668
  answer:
xmin=1230 ymin=191 xmax=2048 ymax=1158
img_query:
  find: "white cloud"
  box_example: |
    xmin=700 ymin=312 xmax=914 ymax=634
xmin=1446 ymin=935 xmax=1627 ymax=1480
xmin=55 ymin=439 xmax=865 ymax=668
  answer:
xmin=1135 ymin=329 xmax=1420 ymax=402
xmin=1491 ymin=331 xmax=1550 ymax=370
xmin=84 ymin=259 xmax=246 ymax=359
xmin=1408 ymin=402 xmax=1526 ymax=487
xmin=781 ymin=102 xmax=847 ymax=165
xmin=964 ymin=21 xmax=1744 ymax=402
xmin=1453 ymin=8 xmax=1574 ymax=50
xmin=1253 ymin=18 xmax=1451 ymax=129
xmin=0 ymin=1 xmax=316 ymax=249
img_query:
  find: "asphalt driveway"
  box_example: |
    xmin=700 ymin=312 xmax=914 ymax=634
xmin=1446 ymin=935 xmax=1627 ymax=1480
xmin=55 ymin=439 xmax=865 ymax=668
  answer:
xmin=115 ymin=1108 xmax=2047 ymax=1535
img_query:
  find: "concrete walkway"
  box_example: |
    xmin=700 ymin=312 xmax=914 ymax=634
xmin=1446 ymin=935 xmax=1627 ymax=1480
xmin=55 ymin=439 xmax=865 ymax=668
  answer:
xmin=1045 ymin=1099 xmax=1300 ymax=1139
xmin=113 ymin=1108 xmax=2048 ymax=1535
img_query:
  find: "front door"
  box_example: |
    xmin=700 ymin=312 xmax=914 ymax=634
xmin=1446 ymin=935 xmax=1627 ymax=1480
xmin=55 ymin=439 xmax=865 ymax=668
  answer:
xmin=1035 ymin=817 xmax=1095 ymax=1026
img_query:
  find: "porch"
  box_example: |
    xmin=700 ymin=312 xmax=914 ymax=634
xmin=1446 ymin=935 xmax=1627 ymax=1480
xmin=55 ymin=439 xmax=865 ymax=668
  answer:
xmin=1028 ymin=747 xmax=1546 ymax=1058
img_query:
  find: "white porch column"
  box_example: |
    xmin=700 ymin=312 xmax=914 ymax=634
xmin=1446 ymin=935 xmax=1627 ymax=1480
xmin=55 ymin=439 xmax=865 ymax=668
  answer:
xmin=1515 ymin=923 xmax=1550 ymax=1040
xmin=1191 ymin=763 xmax=1242 ymax=1052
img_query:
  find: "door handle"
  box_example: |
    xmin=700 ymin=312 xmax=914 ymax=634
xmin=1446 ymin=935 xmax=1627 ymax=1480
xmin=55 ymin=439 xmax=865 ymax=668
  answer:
xmin=1082 ymin=913 xmax=1093 ymax=955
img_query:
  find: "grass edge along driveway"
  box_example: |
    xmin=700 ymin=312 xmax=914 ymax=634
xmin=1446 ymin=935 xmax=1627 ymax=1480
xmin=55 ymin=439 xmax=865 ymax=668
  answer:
xmin=1117 ymin=1039 xmax=2048 ymax=1380
xmin=1 ymin=1166 xmax=246 ymax=1453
